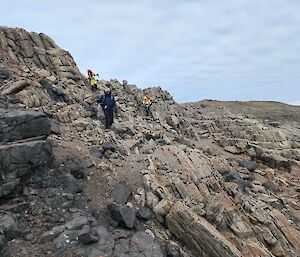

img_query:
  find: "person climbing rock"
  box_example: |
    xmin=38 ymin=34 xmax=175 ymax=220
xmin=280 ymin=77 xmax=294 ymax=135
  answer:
xmin=86 ymin=69 xmax=99 ymax=92
xmin=143 ymin=95 xmax=152 ymax=116
xmin=98 ymin=88 xmax=116 ymax=130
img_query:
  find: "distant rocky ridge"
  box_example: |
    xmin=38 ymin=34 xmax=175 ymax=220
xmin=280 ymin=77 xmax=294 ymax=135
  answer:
xmin=0 ymin=26 xmax=300 ymax=257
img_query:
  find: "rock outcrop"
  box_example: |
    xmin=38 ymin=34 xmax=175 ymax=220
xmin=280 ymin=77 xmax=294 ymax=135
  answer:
xmin=167 ymin=202 xmax=243 ymax=257
xmin=0 ymin=26 xmax=300 ymax=257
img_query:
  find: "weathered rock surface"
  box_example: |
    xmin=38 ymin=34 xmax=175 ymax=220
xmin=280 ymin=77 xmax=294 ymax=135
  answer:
xmin=111 ymin=180 xmax=131 ymax=204
xmin=1 ymin=26 xmax=300 ymax=257
xmin=0 ymin=108 xmax=51 ymax=143
xmin=167 ymin=202 xmax=242 ymax=257
xmin=108 ymin=203 xmax=136 ymax=229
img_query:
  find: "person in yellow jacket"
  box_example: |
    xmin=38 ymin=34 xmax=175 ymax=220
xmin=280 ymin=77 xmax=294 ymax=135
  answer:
xmin=86 ymin=69 xmax=99 ymax=92
xmin=143 ymin=95 xmax=152 ymax=116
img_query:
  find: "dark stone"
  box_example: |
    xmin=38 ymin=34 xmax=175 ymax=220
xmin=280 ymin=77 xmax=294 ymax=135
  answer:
xmin=89 ymin=146 xmax=104 ymax=158
xmin=220 ymin=170 xmax=252 ymax=193
xmin=53 ymin=230 xmax=79 ymax=249
xmin=114 ymin=124 xmax=135 ymax=138
xmin=40 ymin=79 xmax=71 ymax=104
xmin=145 ymin=133 xmax=159 ymax=141
xmin=0 ymin=215 xmax=19 ymax=240
xmin=0 ymin=140 xmax=53 ymax=180
xmin=62 ymin=174 xmax=82 ymax=193
xmin=220 ymin=170 xmax=241 ymax=182
xmin=0 ymin=108 xmax=51 ymax=143
xmin=111 ymin=180 xmax=131 ymax=205
xmin=133 ymin=219 xmax=144 ymax=231
xmin=102 ymin=141 xmax=116 ymax=152
xmin=65 ymin=216 xmax=88 ymax=230
xmin=108 ymin=203 xmax=136 ymax=229
xmin=156 ymin=138 xmax=171 ymax=146
xmin=66 ymin=155 xmax=84 ymax=179
xmin=50 ymin=118 xmax=61 ymax=135
xmin=104 ymin=150 xmax=113 ymax=158
xmin=136 ymin=207 xmax=153 ymax=220
xmin=78 ymin=229 xmax=99 ymax=245
xmin=166 ymin=242 xmax=181 ymax=257
xmin=130 ymin=232 xmax=164 ymax=256
xmin=0 ymin=69 xmax=10 ymax=80
xmin=74 ymin=226 xmax=114 ymax=257
xmin=238 ymin=160 xmax=257 ymax=172
xmin=156 ymin=214 xmax=165 ymax=224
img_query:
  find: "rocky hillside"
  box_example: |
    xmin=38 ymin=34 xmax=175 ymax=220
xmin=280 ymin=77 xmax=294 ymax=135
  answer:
xmin=195 ymin=100 xmax=300 ymax=123
xmin=0 ymin=26 xmax=300 ymax=257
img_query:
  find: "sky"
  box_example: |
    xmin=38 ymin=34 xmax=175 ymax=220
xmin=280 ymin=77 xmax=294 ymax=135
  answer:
xmin=1 ymin=0 xmax=300 ymax=104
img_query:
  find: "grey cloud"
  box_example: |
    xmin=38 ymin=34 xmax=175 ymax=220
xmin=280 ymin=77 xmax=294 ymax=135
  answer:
xmin=0 ymin=0 xmax=299 ymax=103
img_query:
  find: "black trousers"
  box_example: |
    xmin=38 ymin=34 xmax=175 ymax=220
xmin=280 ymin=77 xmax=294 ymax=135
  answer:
xmin=104 ymin=107 xmax=114 ymax=129
xmin=145 ymin=105 xmax=151 ymax=116
xmin=91 ymin=84 xmax=98 ymax=92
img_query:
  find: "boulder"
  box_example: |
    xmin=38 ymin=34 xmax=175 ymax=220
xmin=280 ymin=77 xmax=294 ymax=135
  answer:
xmin=65 ymin=155 xmax=84 ymax=179
xmin=78 ymin=229 xmax=99 ymax=245
xmin=0 ymin=140 xmax=53 ymax=179
xmin=102 ymin=141 xmax=117 ymax=152
xmin=0 ymin=108 xmax=51 ymax=143
xmin=62 ymin=173 xmax=81 ymax=193
xmin=75 ymin=226 xmax=114 ymax=257
xmin=64 ymin=216 xmax=89 ymax=230
xmin=108 ymin=203 xmax=136 ymax=229
xmin=89 ymin=146 xmax=104 ymax=158
xmin=111 ymin=180 xmax=131 ymax=205
xmin=136 ymin=207 xmax=153 ymax=220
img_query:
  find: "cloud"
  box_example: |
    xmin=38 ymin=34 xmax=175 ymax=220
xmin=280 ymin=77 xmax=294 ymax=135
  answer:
xmin=1 ymin=0 xmax=300 ymax=103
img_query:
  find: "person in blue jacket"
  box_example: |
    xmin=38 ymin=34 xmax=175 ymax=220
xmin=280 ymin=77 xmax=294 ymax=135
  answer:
xmin=98 ymin=88 xmax=116 ymax=130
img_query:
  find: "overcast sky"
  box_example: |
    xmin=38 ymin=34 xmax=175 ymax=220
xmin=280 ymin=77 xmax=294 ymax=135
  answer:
xmin=1 ymin=0 xmax=300 ymax=104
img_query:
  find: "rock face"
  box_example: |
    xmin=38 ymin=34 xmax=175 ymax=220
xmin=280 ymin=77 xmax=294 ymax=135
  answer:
xmin=0 ymin=108 xmax=51 ymax=143
xmin=0 ymin=108 xmax=53 ymax=198
xmin=1 ymin=26 xmax=300 ymax=257
xmin=0 ymin=27 xmax=81 ymax=81
xmin=0 ymin=108 xmax=55 ymax=255
xmin=167 ymin=202 xmax=242 ymax=257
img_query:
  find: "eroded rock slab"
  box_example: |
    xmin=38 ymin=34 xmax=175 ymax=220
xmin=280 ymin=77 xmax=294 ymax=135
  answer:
xmin=166 ymin=201 xmax=243 ymax=257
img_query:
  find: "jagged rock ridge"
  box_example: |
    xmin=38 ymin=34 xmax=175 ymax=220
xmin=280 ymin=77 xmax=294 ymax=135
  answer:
xmin=0 ymin=26 xmax=300 ymax=257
